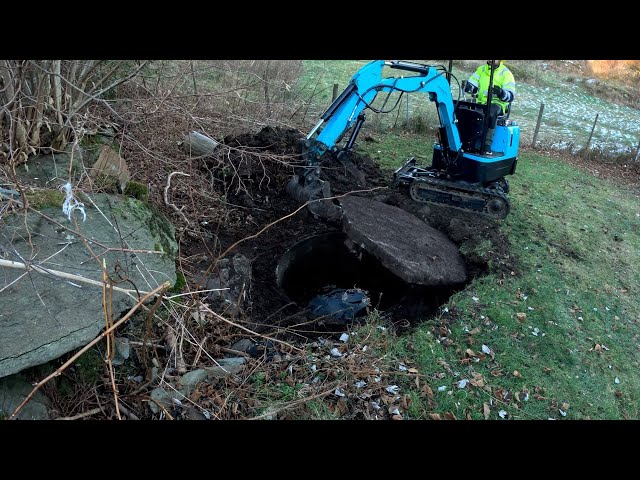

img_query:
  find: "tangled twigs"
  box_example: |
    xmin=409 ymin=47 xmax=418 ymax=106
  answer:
xmin=200 ymin=303 xmax=303 ymax=354
xmin=9 ymin=281 xmax=171 ymax=420
xmin=164 ymin=171 xmax=192 ymax=225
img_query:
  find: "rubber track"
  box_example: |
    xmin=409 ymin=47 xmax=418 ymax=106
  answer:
xmin=408 ymin=176 xmax=511 ymax=219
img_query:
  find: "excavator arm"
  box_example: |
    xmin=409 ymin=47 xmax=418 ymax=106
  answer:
xmin=287 ymin=60 xmax=463 ymax=215
xmin=304 ymin=60 xmax=462 ymax=163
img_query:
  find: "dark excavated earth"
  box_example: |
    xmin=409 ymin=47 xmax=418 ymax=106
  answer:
xmin=184 ymin=126 xmax=516 ymax=335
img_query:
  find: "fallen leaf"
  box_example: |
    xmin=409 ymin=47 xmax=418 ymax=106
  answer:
xmin=392 ymin=414 xmax=404 ymax=420
xmin=513 ymin=370 xmax=522 ymax=377
xmin=469 ymin=327 xmax=481 ymax=335
xmin=490 ymin=369 xmax=504 ymax=377
xmin=543 ymin=367 xmax=553 ymax=374
xmin=503 ymin=391 xmax=514 ymax=404
xmin=516 ymin=312 xmax=527 ymax=323
xmin=470 ymin=373 xmax=485 ymax=387
xmin=561 ymin=402 xmax=570 ymax=411
xmin=483 ymin=403 xmax=491 ymax=419
xmin=386 ymin=385 xmax=400 ymax=395
xmin=465 ymin=348 xmax=477 ymax=357
xmin=422 ymin=384 xmax=433 ymax=398
xmin=429 ymin=413 xmax=442 ymax=420
xmin=408 ymin=368 xmax=419 ymax=374
xmin=443 ymin=412 xmax=457 ymax=420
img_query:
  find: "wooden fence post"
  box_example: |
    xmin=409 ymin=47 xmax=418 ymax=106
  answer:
xmin=586 ymin=113 xmax=599 ymax=150
xmin=532 ymin=102 xmax=544 ymax=147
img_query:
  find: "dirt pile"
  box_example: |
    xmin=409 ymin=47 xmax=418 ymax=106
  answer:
xmin=184 ymin=125 xmax=515 ymax=333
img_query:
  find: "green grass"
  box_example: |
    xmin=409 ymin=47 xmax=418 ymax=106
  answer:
xmin=302 ymin=129 xmax=640 ymax=419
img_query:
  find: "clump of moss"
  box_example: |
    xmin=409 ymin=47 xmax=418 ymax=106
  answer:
xmin=171 ymin=271 xmax=187 ymax=293
xmin=124 ymin=181 xmax=149 ymax=202
xmin=25 ymin=189 xmax=66 ymax=209
xmin=74 ymin=348 xmax=104 ymax=385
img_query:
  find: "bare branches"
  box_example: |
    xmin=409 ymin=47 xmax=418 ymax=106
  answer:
xmin=9 ymin=281 xmax=171 ymax=420
xmin=164 ymin=171 xmax=191 ymax=225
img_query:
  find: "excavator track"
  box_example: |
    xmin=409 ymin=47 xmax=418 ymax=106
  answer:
xmin=407 ymin=175 xmax=510 ymax=219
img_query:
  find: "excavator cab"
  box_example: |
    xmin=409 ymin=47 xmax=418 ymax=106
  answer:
xmin=453 ymin=99 xmax=515 ymax=155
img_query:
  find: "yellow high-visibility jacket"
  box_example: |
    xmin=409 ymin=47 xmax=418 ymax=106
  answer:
xmin=468 ymin=62 xmax=515 ymax=114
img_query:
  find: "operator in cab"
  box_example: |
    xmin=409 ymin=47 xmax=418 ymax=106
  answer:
xmin=463 ymin=60 xmax=515 ymax=155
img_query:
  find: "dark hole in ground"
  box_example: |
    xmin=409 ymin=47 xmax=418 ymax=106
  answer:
xmin=275 ymin=232 xmax=465 ymax=326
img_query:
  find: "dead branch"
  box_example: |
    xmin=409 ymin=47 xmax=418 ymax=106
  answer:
xmin=164 ymin=171 xmax=191 ymax=225
xmin=0 ymin=258 xmax=161 ymax=298
xmin=54 ymin=407 xmax=103 ymax=420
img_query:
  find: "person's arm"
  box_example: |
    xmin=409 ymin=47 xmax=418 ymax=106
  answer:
xmin=495 ymin=69 xmax=515 ymax=102
xmin=464 ymin=68 xmax=481 ymax=94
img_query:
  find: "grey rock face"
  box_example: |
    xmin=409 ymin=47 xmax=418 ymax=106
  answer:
xmin=0 ymin=193 xmax=177 ymax=378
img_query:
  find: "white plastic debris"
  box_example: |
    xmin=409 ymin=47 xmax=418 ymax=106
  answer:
xmin=339 ymin=333 xmax=349 ymax=342
xmin=398 ymin=363 xmax=408 ymax=372
xmin=498 ymin=410 xmax=507 ymax=419
xmin=532 ymin=327 xmax=540 ymax=336
xmin=334 ymin=388 xmax=346 ymax=397
xmin=472 ymin=296 xmax=480 ymax=302
xmin=437 ymin=386 xmax=447 ymax=392
xmin=389 ymin=407 xmax=400 ymax=416
xmin=615 ymin=377 xmax=621 ymax=384
xmin=559 ymin=409 xmax=567 ymax=417
xmin=355 ymin=380 xmax=367 ymax=389
xmin=373 ymin=376 xmax=381 ymax=383
xmin=528 ymin=307 xmax=535 ymax=311
xmin=481 ymin=345 xmax=491 ymax=355
xmin=61 ymin=182 xmax=86 ymax=222
xmin=330 ymin=348 xmax=342 ymax=358
xmin=371 ymin=401 xmax=381 ymax=410
xmin=457 ymin=379 xmax=469 ymax=389
xmin=362 ymin=345 xmax=368 ymax=352
xmin=386 ymin=385 xmax=400 ymax=395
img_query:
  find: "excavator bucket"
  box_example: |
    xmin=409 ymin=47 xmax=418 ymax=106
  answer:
xmin=286 ymin=168 xmax=342 ymax=220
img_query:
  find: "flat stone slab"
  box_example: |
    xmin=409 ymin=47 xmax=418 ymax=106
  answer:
xmin=340 ymin=196 xmax=466 ymax=286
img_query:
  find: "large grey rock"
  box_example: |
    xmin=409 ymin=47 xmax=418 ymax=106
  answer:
xmin=0 ymin=193 xmax=177 ymax=378
xmin=340 ymin=196 xmax=466 ymax=286
xmin=0 ymin=374 xmax=51 ymax=420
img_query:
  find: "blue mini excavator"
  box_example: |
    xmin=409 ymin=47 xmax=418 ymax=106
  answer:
xmin=286 ymin=60 xmax=520 ymax=219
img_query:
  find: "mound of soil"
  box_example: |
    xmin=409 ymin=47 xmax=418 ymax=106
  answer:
xmin=184 ymin=126 xmax=515 ymax=335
